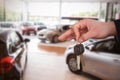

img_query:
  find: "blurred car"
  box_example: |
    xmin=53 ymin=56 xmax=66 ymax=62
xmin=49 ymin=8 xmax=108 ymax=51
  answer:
xmin=65 ymin=37 xmax=120 ymax=80
xmin=37 ymin=24 xmax=70 ymax=43
xmin=34 ymin=22 xmax=47 ymax=31
xmin=0 ymin=30 xmax=30 ymax=80
xmin=0 ymin=22 xmax=17 ymax=30
xmin=21 ymin=22 xmax=37 ymax=35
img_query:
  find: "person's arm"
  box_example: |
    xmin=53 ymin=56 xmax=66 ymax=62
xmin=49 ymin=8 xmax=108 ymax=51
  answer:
xmin=58 ymin=19 xmax=117 ymax=43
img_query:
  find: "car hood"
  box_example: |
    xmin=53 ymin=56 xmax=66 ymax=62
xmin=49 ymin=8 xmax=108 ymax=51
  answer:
xmin=38 ymin=29 xmax=58 ymax=34
xmin=65 ymin=39 xmax=96 ymax=52
xmin=23 ymin=26 xmax=35 ymax=30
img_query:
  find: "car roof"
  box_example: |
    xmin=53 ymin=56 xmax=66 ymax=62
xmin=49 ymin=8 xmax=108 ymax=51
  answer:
xmin=94 ymin=36 xmax=114 ymax=43
xmin=0 ymin=30 xmax=12 ymax=43
xmin=85 ymin=36 xmax=115 ymax=46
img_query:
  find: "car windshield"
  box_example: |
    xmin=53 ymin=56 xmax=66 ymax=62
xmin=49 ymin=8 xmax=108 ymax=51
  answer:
xmin=0 ymin=23 xmax=14 ymax=28
xmin=48 ymin=25 xmax=59 ymax=30
xmin=22 ymin=23 xmax=32 ymax=27
xmin=86 ymin=38 xmax=120 ymax=54
xmin=35 ymin=23 xmax=44 ymax=25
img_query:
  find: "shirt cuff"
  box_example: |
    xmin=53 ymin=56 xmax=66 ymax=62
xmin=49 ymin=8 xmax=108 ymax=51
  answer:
xmin=114 ymin=19 xmax=120 ymax=35
xmin=114 ymin=19 xmax=120 ymax=44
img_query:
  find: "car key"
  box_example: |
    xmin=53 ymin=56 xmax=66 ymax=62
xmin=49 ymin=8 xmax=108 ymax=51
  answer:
xmin=74 ymin=42 xmax=85 ymax=69
xmin=74 ymin=43 xmax=84 ymax=56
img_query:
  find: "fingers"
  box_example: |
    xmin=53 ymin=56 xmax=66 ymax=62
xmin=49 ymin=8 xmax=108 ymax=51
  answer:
xmin=79 ymin=31 xmax=94 ymax=43
xmin=71 ymin=24 xmax=81 ymax=41
xmin=58 ymin=19 xmax=92 ymax=42
xmin=58 ymin=20 xmax=87 ymax=42
xmin=58 ymin=29 xmax=74 ymax=41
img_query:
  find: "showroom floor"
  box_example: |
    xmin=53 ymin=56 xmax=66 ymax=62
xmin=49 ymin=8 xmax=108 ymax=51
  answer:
xmin=23 ymin=36 xmax=100 ymax=80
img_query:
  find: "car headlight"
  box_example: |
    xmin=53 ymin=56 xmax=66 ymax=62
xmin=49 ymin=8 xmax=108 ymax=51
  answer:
xmin=21 ymin=27 xmax=25 ymax=30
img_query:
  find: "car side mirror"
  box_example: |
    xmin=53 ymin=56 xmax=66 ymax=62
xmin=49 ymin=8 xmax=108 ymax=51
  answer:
xmin=24 ymin=38 xmax=30 ymax=43
xmin=9 ymin=43 xmax=18 ymax=53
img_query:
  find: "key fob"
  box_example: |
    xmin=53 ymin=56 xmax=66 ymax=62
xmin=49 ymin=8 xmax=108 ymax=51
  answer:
xmin=74 ymin=44 xmax=84 ymax=55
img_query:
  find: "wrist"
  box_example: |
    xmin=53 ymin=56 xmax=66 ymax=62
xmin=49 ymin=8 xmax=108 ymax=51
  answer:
xmin=106 ymin=21 xmax=117 ymax=36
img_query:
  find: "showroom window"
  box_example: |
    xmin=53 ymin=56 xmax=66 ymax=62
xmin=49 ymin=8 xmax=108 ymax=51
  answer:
xmin=0 ymin=0 xmax=23 ymax=21
xmin=29 ymin=2 xmax=60 ymax=25
xmin=0 ymin=0 xmax=4 ymax=21
xmin=61 ymin=2 xmax=99 ymax=17
xmin=28 ymin=2 xmax=100 ymax=25
xmin=1 ymin=0 xmax=119 ymax=22
xmin=5 ymin=0 xmax=22 ymax=21
xmin=61 ymin=2 xmax=99 ymax=24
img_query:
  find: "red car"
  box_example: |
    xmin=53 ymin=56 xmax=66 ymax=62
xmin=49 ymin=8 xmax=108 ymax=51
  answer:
xmin=21 ymin=22 xmax=37 ymax=35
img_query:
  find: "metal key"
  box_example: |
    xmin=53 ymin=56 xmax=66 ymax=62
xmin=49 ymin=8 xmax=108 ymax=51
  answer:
xmin=74 ymin=42 xmax=84 ymax=70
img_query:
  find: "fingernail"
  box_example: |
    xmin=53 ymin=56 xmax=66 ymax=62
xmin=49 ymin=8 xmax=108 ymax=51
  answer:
xmin=58 ymin=37 xmax=63 ymax=41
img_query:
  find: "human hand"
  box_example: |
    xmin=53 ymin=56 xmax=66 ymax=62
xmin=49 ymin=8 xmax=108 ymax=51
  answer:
xmin=58 ymin=19 xmax=116 ymax=43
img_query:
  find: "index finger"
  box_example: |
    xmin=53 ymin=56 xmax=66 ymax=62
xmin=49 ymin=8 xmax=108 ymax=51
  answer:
xmin=71 ymin=24 xmax=81 ymax=41
xmin=58 ymin=29 xmax=74 ymax=41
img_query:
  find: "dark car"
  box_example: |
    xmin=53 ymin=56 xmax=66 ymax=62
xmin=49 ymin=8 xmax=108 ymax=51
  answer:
xmin=34 ymin=22 xmax=47 ymax=31
xmin=21 ymin=22 xmax=37 ymax=35
xmin=0 ymin=30 xmax=30 ymax=80
xmin=65 ymin=37 xmax=120 ymax=80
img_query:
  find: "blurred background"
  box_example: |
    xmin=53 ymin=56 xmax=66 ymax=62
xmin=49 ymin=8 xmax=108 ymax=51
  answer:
xmin=0 ymin=0 xmax=120 ymax=24
xmin=0 ymin=0 xmax=120 ymax=80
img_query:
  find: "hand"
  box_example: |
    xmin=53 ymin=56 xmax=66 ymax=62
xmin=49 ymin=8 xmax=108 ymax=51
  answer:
xmin=58 ymin=19 xmax=116 ymax=43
